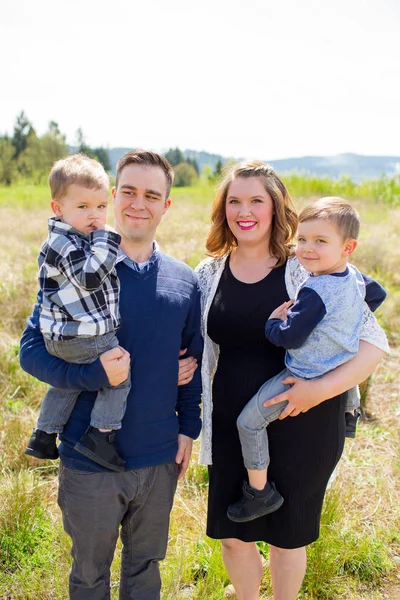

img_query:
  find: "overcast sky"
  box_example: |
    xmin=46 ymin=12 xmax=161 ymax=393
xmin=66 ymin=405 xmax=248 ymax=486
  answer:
xmin=1 ymin=0 xmax=399 ymax=160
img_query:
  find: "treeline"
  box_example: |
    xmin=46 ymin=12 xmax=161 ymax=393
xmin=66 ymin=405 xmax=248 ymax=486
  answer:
xmin=0 ymin=112 xmax=225 ymax=188
xmin=163 ymin=147 xmax=223 ymax=186
xmin=0 ymin=112 xmax=111 ymax=186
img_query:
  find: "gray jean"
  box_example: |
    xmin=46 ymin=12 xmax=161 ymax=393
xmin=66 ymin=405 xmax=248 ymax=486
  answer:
xmin=58 ymin=462 xmax=178 ymax=600
xmin=237 ymin=367 xmax=359 ymax=470
xmin=38 ymin=332 xmax=130 ymax=433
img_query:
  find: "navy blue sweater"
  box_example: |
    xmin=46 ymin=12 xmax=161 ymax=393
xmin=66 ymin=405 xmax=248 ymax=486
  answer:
xmin=20 ymin=253 xmax=203 ymax=472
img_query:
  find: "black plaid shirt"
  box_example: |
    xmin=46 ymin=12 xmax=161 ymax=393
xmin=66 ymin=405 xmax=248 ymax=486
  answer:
xmin=39 ymin=217 xmax=121 ymax=340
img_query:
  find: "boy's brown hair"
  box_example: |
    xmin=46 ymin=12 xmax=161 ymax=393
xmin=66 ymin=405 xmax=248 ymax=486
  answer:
xmin=115 ymin=150 xmax=174 ymax=200
xmin=49 ymin=154 xmax=109 ymax=200
xmin=298 ymin=197 xmax=360 ymax=240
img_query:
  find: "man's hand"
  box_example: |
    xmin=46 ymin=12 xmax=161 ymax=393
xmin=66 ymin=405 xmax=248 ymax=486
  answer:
xmin=269 ymin=300 xmax=294 ymax=321
xmin=178 ymin=348 xmax=197 ymax=386
xmin=100 ymin=346 xmax=130 ymax=386
xmin=263 ymin=375 xmax=327 ymax=419
xmin=175 ymin=434 xmax=193 ymax=480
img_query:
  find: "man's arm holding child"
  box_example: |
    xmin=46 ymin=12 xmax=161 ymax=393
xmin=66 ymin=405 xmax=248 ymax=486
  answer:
xmin=175 ymin=280 xmax=203 ymax=479
xmin=19 ymin=294 xmax=129 ymax=391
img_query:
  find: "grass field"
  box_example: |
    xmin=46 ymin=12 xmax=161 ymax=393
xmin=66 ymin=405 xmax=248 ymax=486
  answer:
xmin=0 ymin=178 xmax=399 ymax=599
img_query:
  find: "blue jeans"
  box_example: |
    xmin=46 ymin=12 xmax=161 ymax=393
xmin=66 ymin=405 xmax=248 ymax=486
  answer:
xmin=237 ymin=368 xmax=359 ymax=470
xmin=58 ymin=462 xmax=178 ymax=599
xmin=38 ymin=332 xmax=130 ymax=433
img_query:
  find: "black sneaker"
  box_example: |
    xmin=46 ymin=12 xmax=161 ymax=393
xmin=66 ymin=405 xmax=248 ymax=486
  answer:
xmin=345 ymin=409 xmax=361 ymax=438
xmin=25 ymin=429 xmax=59 ymax=460
xmin=227 ymin=481 xmax=284 ymax=523
xmin=74 ymin=427 xmax=126 ymax=472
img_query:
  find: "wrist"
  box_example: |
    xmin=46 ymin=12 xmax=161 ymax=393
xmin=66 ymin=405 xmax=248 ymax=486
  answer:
xmin=314 ymin=376 xmax=336 ymax=402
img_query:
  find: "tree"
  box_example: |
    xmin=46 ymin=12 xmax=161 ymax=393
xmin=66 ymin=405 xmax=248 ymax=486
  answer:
xmin=173 ymin=162 xmax=198 ymax=187
xmin=41 ymin=121 xmax=67 ymax=165
xmin=214 ymin=159 xmax=223 ymax=178
xmin=12 ymin=111 xmax=33 ymax=159
xmin=186 ymin=156 xmax=199 ymax=174
xmin=93 ymin=147 xmax=111 ymax=172
xmin=75 ymin=128 xmax=111 ymax=171
xmin=17 ymin=128 xmax=46 ymax=181
xmin=164 ymin=147 xmax=184 ymax=167
xmin=0 ymin=138 xmax=17 ymax=185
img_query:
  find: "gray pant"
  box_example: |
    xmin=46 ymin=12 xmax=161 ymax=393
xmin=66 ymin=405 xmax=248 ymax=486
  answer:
xmin=58 ymin=462 xmax=178 ymax=600
xmin=38 ymin=332 xmax=130 ymax=433
xmin=237 ymin=368 xmax=359 ymax=470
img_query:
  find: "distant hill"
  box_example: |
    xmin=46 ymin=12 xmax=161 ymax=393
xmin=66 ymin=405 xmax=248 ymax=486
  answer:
xmin=266 ymin=153 xmax=400 ymax=181
xmin=102 ymin=148 xmax=400 ymax=181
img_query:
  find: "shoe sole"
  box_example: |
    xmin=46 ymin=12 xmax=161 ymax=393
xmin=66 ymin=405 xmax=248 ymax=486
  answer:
xmin=25 ymin=447 xmax=59 ymax=460
xmin=227 ymin=496 xmax=284 ymax=523
xmin=74 ymin=442 xmax=125 ymax=472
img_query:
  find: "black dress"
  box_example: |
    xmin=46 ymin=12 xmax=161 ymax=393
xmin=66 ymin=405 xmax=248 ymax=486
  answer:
xmin=206 ymin=258 xmax=346 ymax=549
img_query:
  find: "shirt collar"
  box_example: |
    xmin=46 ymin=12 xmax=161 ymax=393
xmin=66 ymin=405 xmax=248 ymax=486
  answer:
xmin=48 ymin=216 xmax=88 ymax=239
xmin=117 ymin=241 xmax=160 ymax=272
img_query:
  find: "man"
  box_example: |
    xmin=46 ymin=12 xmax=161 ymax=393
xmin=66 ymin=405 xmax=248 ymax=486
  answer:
xmin=20 ymin=150 xmax=203 ymax=600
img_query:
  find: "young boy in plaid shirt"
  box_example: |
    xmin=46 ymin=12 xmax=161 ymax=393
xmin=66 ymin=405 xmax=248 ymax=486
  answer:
xmin=25 ymin=154 xmax=129 ymax=471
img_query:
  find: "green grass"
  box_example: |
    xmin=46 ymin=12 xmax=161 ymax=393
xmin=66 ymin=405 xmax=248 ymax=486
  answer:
xmin=0 ymin=176 xmax=399 ymax=599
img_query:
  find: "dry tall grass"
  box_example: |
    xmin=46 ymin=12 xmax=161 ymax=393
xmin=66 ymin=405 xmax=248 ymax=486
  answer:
xmin=0 ymin=183 xmax=399 ymax=599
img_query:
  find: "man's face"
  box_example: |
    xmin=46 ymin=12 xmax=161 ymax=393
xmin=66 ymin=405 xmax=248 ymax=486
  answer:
xmin=112 ymin=164 xmax=171 ymax=244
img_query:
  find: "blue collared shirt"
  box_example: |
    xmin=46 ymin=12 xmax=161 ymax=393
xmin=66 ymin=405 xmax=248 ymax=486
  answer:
xmin=116 ymin=241 xmax=160 ymax=273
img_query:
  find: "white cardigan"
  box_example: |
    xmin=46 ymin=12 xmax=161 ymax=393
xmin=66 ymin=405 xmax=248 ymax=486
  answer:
xmin=195 ymin=255 xmax=390 ymax=466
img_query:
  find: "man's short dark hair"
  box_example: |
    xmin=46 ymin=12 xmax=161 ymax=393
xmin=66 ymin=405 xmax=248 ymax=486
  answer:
xmin=115 ymin=150 xmax=174 ymax=199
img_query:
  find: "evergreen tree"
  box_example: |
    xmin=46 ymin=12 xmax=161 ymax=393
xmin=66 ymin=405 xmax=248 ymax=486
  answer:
xmin=93 ymin=147 xmax=111 ymax=172
xmin=17 ymin=128 xmax=46 ymax=181
xmin=12 ymin=111 xmax=33 ymax=159
xmin=164 ymin=147 xmax=184 ymax=167
xmin=0 ymin=138 xmax=17 ymax=185
xmin=214 ymin=159 xmax=223 ymax=177
xmin=75 ymin=128 xmax=111 ymax=171
xmin=41 ymin=121 xmax=67 ymax=165
xmin=186 ymin=157 xmax=199 ymax=174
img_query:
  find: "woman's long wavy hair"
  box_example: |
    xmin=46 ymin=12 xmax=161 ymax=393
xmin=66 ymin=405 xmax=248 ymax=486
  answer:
xmin=206 ymin=160 xmax=298 ymax=267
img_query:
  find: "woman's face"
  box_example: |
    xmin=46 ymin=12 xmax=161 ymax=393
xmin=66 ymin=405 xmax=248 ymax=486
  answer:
xmin=225 ymin=176 xmax=274 ymax=247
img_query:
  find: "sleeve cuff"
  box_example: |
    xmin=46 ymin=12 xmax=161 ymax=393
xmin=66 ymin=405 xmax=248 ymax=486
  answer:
xmin=84 ymin=357 xmax=110 ymax=391
xmin=90 ymin=229 xmax=121 ymax=246
xmin=178 ymin=418 xmax=202 ymax=440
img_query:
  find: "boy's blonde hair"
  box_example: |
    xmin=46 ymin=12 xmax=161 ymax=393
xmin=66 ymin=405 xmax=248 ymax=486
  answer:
xmin=298 ymin=197 xmax=360 ymax=240
xmin=49 ymin=154 xmax=109 ymax=200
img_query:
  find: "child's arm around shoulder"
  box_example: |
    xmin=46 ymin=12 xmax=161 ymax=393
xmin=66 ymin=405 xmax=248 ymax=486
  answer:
xmin=265 ymin=286 xmax=326 ymax=350
xmin=46 ymin=229 xmax=121 ymax=292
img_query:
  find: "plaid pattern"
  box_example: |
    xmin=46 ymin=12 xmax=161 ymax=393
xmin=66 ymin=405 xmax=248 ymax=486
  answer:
xmin=39 ymin=218 xmax=121 ymax=340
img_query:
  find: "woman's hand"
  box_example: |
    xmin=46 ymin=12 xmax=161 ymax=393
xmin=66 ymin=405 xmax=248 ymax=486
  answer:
xmin=264 ymin=341 xmax=386 ymax=419
xmin=100 ymin=346 xmax=130 ymax=386
xmin=178 ymin=348 xmax=198 ymax=386
xmin=263 ymin=375 xmax=328 ymax=418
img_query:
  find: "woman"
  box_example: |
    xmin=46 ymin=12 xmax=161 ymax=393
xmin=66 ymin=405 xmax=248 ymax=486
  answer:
xmin=181 ymin=160 xmax=388 ymax=600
